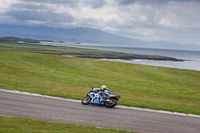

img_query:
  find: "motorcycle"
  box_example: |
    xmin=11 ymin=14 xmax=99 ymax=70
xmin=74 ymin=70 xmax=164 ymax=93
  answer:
xmin=81 ymin=87 xmax=120 ymax=108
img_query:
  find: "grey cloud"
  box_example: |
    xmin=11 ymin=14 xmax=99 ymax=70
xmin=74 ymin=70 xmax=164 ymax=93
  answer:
xmin=6 ymin=1 xmax=75 ymax=23
xmin=1 ymin=0 xmax=200 ymax=44
xmin=120 ymin=0 xmax=200 ymax=5
xmin=10 ymin=2 xmax=48 ymax=11
xmin=18 ymin=0 xmax=73 ymax=4
xmin=18 ymin=0 xmax=106 ymax=8
xmin=6 ymin=9 xmax=74 ymax=23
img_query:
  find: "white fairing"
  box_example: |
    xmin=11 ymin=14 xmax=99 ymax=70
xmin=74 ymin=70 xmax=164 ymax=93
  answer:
xmin=93 ymin=88 xmax=100 ymax=91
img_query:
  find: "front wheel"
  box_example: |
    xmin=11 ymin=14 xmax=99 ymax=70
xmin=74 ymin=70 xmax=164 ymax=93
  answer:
xmin=81 ymin=96 xmax=91 ymax=105
xmin=105 ymin=99 xmax=117 ymax=108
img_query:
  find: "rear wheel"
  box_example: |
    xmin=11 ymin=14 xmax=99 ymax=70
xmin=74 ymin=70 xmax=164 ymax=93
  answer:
xmin=81 ymin=96 xmax=91 ymax=105
xmin=105 ymin=99 xmax=117 ymax=108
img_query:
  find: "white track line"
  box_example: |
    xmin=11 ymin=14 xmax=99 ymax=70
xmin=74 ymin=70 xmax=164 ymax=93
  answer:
xmin=0 ymin=88 xmax=199 ymax=118
xmin=0 ymin=88 xmax=81 ymax=103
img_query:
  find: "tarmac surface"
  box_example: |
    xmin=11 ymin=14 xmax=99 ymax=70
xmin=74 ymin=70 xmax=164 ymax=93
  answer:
xmin=0 ymin=89 xmax=200 ymax=133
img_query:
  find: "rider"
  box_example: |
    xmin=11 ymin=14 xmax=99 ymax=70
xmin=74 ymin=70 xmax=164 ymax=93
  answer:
xmin=99 ymin=85 xmax=110 ymax=100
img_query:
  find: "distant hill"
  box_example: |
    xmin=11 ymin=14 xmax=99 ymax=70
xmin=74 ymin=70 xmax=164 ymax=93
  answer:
xmin=0 ymin=24 xmax=200 ymax=51
xmin=0 ymin=36 xmax=40 ymax=43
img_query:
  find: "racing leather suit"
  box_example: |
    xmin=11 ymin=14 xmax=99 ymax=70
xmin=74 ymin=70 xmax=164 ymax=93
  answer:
xmin=99 ymin=88 xmax=110 ymax=99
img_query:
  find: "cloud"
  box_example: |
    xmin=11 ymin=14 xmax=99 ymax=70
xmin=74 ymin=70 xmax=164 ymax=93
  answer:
xmin=0 ymin=0 xmax=19 ymax=13
xmin=1 ymin=0 xmax=200 ymax=44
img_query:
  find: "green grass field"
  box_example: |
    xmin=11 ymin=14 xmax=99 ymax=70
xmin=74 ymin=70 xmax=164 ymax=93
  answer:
xmin=0 ymin=42 xmax=118 ymax=54
xmin=0 ymin=42 xmax=200 ymax=115
xmin=0 ymin=116 xmax=137 ymax=133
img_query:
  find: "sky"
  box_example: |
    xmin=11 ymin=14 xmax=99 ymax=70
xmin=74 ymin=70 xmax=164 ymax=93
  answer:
xmin=0 ymin=0 xmax=200 ymax=45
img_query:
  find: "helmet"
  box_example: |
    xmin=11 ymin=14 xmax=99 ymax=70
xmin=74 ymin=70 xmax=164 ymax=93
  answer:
xmin=101 ymin=85 xmax=106 ymax=89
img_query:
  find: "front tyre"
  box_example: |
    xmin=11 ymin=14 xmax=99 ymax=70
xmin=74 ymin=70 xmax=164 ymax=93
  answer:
xmin=105 ymin=99 xmax=117 ymax=108
xmin=81 ymin=96 xmax=91 ymax=105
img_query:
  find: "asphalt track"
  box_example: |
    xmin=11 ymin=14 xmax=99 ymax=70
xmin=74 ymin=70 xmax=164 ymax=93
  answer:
xmin=0 ymin=89 xmax=200 ymax=133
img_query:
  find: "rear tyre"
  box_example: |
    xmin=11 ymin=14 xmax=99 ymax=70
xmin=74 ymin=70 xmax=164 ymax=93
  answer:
xmin=81 ymin=96 xmax=91 ymax=105
xmin=105 ymin=99 xmax=117 ymax=108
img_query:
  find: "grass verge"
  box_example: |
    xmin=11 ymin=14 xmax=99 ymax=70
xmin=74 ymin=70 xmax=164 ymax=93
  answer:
xmin=0 ymin=116 xmax=138 ymax=133
xmin=0 ymin=42 xmax=200 ymax=115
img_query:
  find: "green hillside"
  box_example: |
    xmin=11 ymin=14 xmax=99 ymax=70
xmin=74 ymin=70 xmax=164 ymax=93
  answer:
xmin=0 ymin=42 xmax=200 ymax=115
xmin=0 ymin=36 xmax=40 ymax=43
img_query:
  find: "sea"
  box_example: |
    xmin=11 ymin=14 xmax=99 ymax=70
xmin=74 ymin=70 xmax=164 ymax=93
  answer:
xmin=40 ymin=42 xmax=200 ymax=71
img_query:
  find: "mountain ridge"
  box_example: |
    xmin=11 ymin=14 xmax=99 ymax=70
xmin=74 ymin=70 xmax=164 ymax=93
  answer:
xmin=0 ymin=24 xmax=200 ymax=51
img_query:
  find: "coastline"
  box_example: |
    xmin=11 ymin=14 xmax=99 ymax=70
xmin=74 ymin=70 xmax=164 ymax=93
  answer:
xmin=60 ymin=53 xmax=185 ymax=62
xmin=0 ymin=37 xmax=186 ymax=62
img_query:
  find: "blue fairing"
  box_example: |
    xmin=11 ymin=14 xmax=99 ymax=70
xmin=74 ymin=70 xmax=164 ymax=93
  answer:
xmin=88 ymin=92 xmax=104 ymax=105
xmin=90 ymin=98 xmax=104 ymax=105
